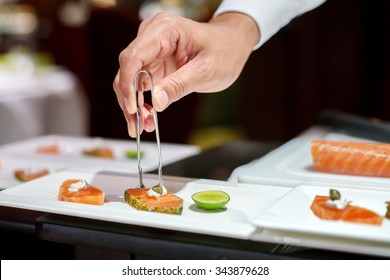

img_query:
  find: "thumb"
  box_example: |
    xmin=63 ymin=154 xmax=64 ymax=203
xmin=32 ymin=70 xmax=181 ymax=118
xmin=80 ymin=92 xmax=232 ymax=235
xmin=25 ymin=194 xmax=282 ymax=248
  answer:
xmin=152 ymin=85 xmax=171 ymax=112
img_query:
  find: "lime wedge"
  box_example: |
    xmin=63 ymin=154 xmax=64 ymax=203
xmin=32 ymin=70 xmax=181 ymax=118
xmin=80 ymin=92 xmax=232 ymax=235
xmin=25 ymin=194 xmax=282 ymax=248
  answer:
xmin=125 ymin=149 xmax=144 ymax=159
xmin=192 ymin=190 xmax=230 ymax=210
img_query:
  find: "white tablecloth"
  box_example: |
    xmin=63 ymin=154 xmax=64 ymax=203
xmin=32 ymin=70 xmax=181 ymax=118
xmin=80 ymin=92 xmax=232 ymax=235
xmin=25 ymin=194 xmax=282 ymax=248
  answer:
xmin=0 ymin=66 xmax=89 ymax=145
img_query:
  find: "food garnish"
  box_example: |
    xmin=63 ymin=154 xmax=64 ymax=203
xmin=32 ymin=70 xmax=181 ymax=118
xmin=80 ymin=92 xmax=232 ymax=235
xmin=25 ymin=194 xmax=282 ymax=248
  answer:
xmin=151 ymin=185 xmax=164 ymax=195
xmin=385 ymin=201 xmax=390 ymax=219
xmin=192 ymin=190 xmax=230 ymax=210
xmin=125 ymin=149 xmax=144 ymax=159
xmin=329 ymin=189 xmax=341 ymax=200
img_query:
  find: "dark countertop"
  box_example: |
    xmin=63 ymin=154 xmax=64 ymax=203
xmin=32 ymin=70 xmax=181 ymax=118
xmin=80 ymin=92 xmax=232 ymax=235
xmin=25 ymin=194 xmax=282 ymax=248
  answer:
xmin=158 ymin=140 xmax=282 ymax=181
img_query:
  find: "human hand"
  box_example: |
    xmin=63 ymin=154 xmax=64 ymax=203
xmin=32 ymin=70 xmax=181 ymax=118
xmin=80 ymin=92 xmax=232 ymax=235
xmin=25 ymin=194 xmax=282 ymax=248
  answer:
xmin=113 ymin=12 xmax=259 ymax=137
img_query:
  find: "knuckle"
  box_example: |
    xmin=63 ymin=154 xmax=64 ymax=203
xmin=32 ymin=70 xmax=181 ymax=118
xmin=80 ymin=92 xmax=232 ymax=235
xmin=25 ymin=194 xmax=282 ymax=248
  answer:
xmin=118 ymin=47 xmax=136 ymax=65
xmin=167 ymin=77 xmax=186 ymax=101
xmin=152 ymin=12 xmax=179 ymax=31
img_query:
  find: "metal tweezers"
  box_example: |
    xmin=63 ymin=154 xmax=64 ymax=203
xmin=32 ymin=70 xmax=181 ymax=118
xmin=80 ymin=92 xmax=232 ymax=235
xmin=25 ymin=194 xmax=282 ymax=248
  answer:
xmin=133 ymin=70 xmax=163 ymax=189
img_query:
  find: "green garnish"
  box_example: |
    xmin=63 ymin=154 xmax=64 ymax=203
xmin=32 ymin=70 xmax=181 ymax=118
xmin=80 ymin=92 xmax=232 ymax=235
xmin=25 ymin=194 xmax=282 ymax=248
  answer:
xmin=125 ymin=149 xmax=144 ymax=159
xmin=329 ymin=189 xmax=341 ymax=201
xmin=152 ymin=185 xmax=164 ymax=195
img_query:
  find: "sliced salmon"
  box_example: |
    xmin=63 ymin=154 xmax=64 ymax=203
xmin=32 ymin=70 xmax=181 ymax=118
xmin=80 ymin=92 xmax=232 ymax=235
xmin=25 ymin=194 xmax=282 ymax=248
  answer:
xmin=14 ymin=168 xmax=49 ymax=182
xmin=82 ymin=147 xmax=114 ymax=159
xmin=342 ymin=205 xmax=383 ymax=225
xmin=124 ymin=187 xmax=183 ymax=215
xmin=310 ymin=195 xmax=383 ymax=226
xmin=37 ymin=144 xmax=60 ymax=155
xmin=58 ymin=179 xmax=105 ymax=205
xmin=311 ymin=139 xmax=390 ymax=177
xmin=310 ymin=195 xmax=346 ymax=220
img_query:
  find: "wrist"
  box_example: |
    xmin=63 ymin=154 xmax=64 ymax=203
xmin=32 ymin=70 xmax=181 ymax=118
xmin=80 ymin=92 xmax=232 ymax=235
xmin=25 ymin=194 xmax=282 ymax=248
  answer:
xmin=209 ymin=12 xmax=260 ymax=51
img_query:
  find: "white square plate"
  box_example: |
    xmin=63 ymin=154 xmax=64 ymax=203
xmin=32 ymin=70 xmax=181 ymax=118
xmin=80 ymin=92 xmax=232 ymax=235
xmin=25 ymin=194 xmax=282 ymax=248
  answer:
xmin=0 ymin=170 xmax=290 ymax=239
xmin=0 ymin=135 xmax=200 ymax=176
xmin=0 ymin=154 xmax=67 ymax=189
xmin=237 ymin=127 xmax=390 ymax=187
xmin=251 ymin=182 xmax=390 ymax=244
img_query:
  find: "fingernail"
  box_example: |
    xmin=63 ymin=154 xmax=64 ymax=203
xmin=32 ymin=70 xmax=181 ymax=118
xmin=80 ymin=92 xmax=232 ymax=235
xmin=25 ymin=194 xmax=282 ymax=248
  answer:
xmin=153 ymin=86 xmax=169 ymax=111
xmin=124 ymin=97 xmax=135 ymax=114
xmin=127 ymin=120 xmax=136 ymax=137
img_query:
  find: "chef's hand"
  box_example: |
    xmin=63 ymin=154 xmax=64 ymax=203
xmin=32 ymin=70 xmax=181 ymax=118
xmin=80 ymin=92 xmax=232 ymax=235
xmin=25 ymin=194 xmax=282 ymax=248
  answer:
xmin=113 ymin=12 xmax=259 ymax=137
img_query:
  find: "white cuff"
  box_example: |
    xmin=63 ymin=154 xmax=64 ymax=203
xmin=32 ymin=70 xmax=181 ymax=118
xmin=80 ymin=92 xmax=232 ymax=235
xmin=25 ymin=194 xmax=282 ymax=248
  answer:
xmin=214 ymin=0 xmax=326 ymax=49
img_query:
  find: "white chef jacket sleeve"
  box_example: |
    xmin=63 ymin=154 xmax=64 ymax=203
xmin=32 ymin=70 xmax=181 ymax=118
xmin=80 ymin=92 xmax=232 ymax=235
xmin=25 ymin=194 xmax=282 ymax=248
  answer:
xmin=214 ymin=0 xmax=326 ymax=49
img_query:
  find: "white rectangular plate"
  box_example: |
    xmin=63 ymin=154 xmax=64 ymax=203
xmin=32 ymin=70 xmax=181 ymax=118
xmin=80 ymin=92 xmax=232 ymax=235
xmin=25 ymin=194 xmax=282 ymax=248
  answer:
xmin=0 ymin=154 xmax=67 ymax=189
xmin=0 ymin=170 xmax=289 ymax=239
xmin=237 ymin=127 xmax=390 ymax=187
xmin=251 ymin=183 xmax=390 ymax=244
xmin=0 ymin=135 xmax=200 ymax=176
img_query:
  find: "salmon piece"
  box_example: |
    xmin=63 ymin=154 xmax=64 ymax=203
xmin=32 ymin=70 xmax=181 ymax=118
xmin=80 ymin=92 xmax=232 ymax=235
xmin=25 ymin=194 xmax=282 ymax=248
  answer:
xmin=37 ymin=144 xmax=59 ymax=155
xmin=311 ymin=139 xmax=390 ymax=177
xmin=59 ymin=179 xmax=105 ymax=205
xmin=310 ymin=195 xmax=383 ymax=226
xmin=310 ymin=195 xmax=345 ymax=220
xmin=124 ymin=187 xmax=183 ymax=215
xmin=82 ymin=147 xmax=114 ymax=159
xmin=342 ymin=205 xmax=383 ymax=225
xmin=14 ymin=168 xmax=49 ymax=182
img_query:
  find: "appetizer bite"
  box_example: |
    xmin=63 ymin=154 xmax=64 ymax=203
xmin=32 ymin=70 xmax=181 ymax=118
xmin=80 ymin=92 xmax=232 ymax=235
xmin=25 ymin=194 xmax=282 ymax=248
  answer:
xmin=310 ymin=189 xmax=383 ymax=226
xmin=36 ymin=144 xmax=60 ymax=155
xmin=82 ymin=147 xmax=114 ymax=159
xmin=124 ymin=185 xmax=183 ymax=215
xmin=14 ymin=167 xmax=50 ymax=182
xmin=58 ymin=179 xmax=105 ymax=205
xmin=311 ymin=139 xmax=390 ymax=177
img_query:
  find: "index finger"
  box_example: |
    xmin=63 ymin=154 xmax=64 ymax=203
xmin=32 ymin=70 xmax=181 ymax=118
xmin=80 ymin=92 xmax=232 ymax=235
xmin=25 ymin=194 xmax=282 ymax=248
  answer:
xmin=117 ymin=34 xmax=166 ymax=114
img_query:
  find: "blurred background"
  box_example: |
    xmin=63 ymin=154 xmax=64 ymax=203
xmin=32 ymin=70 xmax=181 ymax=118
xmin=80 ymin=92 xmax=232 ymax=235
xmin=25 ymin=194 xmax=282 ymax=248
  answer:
xmin=1 ymin=0 xmax=389 ymax=149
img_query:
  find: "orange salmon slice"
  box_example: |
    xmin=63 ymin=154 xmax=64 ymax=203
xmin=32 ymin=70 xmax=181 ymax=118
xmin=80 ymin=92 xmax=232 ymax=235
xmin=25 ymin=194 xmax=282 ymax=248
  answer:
xmin=37 ymin=144 xmax=60 ymax=155
xmin=310 ymin=195 xmax=383 ymax=226
xmin=124 ymin=187 xmax=183 ymax=215
xmin=14 ymin=169 xmax=49 ymax=182
xmin=342 ymin=205 xmax=383 ymax=225
xmin=58 ymin=179 xmax=105 ymax=205
xmin=310 ymin=195 xmax=345 ymax=220
xmin=82 ymin=147 xmax=114 ymax=159
xmin=311 ymin=139 xmax=390 ymax=177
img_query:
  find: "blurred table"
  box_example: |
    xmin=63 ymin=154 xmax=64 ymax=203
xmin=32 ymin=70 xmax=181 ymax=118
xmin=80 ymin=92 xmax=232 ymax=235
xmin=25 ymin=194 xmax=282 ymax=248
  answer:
xmin=0 ymin=66 xmax=89 ymax=145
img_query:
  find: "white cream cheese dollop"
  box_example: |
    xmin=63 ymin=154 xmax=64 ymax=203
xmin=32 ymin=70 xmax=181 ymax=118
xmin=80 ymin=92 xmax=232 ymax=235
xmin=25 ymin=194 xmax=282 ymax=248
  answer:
xmin=147 ymin=186 xmax=167 ymax=197
xmin=326 ymin=196 xmax=349 ymax=210
xmin=69 ymin=179 xmax=88 ymax=192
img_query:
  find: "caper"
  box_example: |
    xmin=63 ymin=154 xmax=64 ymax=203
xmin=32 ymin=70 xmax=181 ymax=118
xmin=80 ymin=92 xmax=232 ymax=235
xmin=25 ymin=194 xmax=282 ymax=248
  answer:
xmin=329 ymin=189 xmax=341 ymax=201
xmin=152 ymin=185 xmax=164 ymax=195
